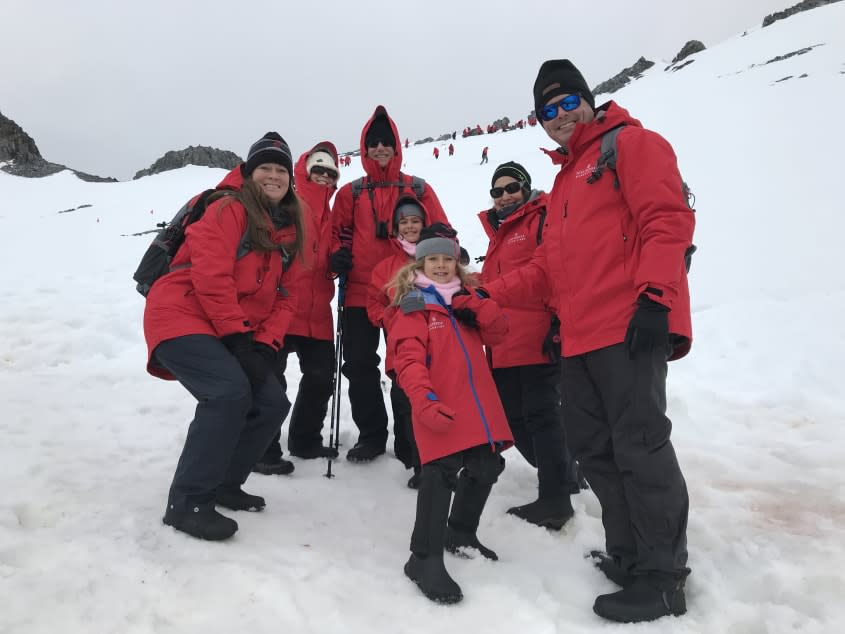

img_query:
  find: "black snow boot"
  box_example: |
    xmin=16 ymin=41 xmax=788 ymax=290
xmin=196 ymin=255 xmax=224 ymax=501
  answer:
xmin=289 ymin=444 xmax=339 ymax=460
xmin=252 ymin=455 xmax=295 ymax=475
xmin=445 ymin=473 xmax=498 ymax=561
xmin=507 ymin=496 xmax=574 ymax=531
xmin=346 ymin=441 xmax=386 ymax=463
xmin=593 ymin=575 xmax=687 ymax=623
xmin=405 ymin=467 xmax=463 ymax=604
xmin=163 ymin=501 xmax=238 ymax=541
xmin=215 ymin=486 xmax=266 ymax=512
xmin=588 ymin=550 xmax=635 ymax=587
xmin=407 ymin=466 xmax=421 ymax=490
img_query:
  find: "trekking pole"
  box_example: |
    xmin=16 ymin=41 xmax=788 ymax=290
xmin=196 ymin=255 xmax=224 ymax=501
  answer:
xmin=325 ymin=274 xmax=346 ymax=479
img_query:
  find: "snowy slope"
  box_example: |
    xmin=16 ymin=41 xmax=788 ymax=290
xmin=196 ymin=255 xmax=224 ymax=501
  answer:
xmin=1 ymin=4 xmax=844 ymax=633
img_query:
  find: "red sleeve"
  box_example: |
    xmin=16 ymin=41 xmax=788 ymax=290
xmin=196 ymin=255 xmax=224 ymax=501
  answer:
xmin=330 ymin=184 xmax=355 ymax=253
xmin=366 ymin=261 xmax=391 ymax=327
xmin=184 ymin=200 xmax=250 ymax=337
xmin=618 ymin=129 xmax=696 ymax=309
xmin=483 ymin=243 xmax=551 ymax=308
xmin=254 ymin=257 xmax=302 ymax=350
xmin=389 ymin=310 xmax=436 ymax=405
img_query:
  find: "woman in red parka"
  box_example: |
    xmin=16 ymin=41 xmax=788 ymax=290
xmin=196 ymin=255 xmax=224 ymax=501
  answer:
xmin=253 ymin=143 xmax=341 ymax=475
xmin=144 ymin=132 xmax=304 ymax=541
xmin=387 ymin=225 xmax=512 ymax=605
xmin=478 ymin=162 xmax=579 ymax=531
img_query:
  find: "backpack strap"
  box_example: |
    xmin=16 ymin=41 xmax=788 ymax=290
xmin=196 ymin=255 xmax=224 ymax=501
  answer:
xmin=586 ymin=124 xmax=626 ymax=189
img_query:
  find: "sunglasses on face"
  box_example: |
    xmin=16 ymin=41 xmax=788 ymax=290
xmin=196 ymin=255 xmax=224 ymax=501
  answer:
xmin=540 ymin=93 xmax=581 ymax=122
xmin=310 ymin=165 xmax=338 ymax=179
xmin=367 ymin=138 xmax=394 ymax=149
xmin=490 ymin=181 xmax=524 ymax=198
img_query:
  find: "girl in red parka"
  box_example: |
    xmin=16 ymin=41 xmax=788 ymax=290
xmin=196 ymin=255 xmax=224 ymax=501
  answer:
xmin=367 ymin=198 xmax=431 ymax=488
xmin=253 ymin=143 xmax=341 ymax=475
xmin=144 ymin=132 xmax=304 ymax=541
xmin=387 ymin=226 xmax=512 ymax=605
xmin=478 ymin=162 xmax=579 ymax=531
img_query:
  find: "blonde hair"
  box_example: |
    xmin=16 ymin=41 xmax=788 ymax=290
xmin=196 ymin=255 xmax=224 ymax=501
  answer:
xmin=389 ymin=258 xmax=477 ymax=306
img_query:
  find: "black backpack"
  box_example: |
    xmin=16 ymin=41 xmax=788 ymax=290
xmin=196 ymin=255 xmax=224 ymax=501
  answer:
xmin=586 ymin=124 xmax=697 ymax=272
xmin=350 ymin=174 xmax=426 ymax=239
xmin=132 ymin=189 xmax=250 ymax=297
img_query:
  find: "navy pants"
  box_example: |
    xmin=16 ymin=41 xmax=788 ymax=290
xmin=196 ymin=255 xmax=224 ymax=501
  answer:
xmin=155 ymin=334 xmax=289 ymax=508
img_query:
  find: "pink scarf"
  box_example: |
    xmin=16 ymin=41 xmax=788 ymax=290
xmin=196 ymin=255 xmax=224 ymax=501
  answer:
xmin=415 ymin=272 xmax=462 ymax=305
xmin=398 ymin=237 xmax=417 ymax=257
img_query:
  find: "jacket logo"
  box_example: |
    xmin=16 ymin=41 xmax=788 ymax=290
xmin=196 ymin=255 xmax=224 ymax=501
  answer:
xmin=428 ymin=316 xmax=445 ymax=331
xmin=506 ymin=233 xmax=527 ymax=246
xmin=575 ymin=163 xmax=596 ymax=180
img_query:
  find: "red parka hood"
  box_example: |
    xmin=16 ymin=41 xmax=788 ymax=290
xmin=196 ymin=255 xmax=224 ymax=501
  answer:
xmin=359 ymin=106 xmax=403 ymax=181
xmin=216 ymin=165 xmax=246 ymax=191
xmin=542 ymin=101 xmax=642 ymax=165
xmin=294 ymin=141 xmax=340 ymax=195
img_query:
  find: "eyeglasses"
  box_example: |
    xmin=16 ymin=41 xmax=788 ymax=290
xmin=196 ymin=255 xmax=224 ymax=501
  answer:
xmin=490 ymin=181 xmax=524 ymax=198
xmin=540 ymin=94 xmax=581 ymax=122
xmin=367 ymin=138 xmax=394 ymax=149
xmin=310 ymin=165 xmax=338 ymax=179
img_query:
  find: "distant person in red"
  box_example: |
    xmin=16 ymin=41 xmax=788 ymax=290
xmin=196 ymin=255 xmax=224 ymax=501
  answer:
xmin=480 ymin=146 xmax=489 ymax=165
xmin=433 ymin=147 xmax=440 ymax=160
xmin=475 ymin=124 xmax=482 ymax=134
xmin=448 ymin=143 xmax=454 ymax=156
xmin=527 ymin=116 xmax=537 ymax=127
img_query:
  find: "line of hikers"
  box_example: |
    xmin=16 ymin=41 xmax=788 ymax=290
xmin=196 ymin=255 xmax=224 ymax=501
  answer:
xmin=140 ymin=58 xmax=695 ymax=624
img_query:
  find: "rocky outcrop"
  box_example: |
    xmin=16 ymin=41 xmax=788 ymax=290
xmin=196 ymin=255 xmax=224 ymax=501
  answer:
xmin=673 ymin=40 xmax=706 ymax=63
xmin=133 ymin=146 xmax=242 ymax=180
xmin=592 ymin=57 xmax=655 ymax=96
xmin=763 ymin=0 xmax=842 ymax=27
xmin=0 ymin=110 xmax=116 ymax=181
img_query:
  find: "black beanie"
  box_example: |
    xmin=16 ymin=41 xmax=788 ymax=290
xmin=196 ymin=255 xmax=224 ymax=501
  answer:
xmin=491 ymin=161 xmax=532 ymax=188
xmin=533 ymin=59 xmax=595 ymax=118
xmin=365 ymin=115 xmax=395 ymax=148
xmin=244 ymin=132 xmax=294 ymax=177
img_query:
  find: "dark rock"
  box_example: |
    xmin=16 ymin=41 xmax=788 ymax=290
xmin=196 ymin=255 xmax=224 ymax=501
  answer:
xmin=134 ymin=145 xmax=242 ymax=179
xmin=414 ymin=137 xmax=435 ymax=145
xmin=672 ymin=40 xmax=706 ymax=63
xmin=764 ymin=44 xmax=823 ymax=65
xmin=593 ymin=57 xmax=655 ymax=97
xmin=0 ymin=110 xmax=116 ymax=181
xmin=763 ymin=0 xmax=842 ymax=27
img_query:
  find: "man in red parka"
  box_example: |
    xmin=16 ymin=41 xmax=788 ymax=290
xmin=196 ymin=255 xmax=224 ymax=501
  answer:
xmin=329 ymin=106 xmax=450 ymax=463
xmin=253 ymin=143 xmax=342 ymax=474
xmin=483 ymin=60 xmax=695 ymax=623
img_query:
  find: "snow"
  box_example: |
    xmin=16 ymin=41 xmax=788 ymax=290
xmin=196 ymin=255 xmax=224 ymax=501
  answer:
xmin=2 ymin=4 xmax=845 ymax=632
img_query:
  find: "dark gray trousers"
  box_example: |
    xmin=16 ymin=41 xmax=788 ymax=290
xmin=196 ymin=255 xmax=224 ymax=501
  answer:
xmin=155 ymin=334 xmax=289 ymax=507
xmin=561 ymin=342 xmax=689 ymax=577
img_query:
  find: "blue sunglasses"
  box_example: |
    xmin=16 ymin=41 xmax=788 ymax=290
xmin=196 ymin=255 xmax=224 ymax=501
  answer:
xmin=540 ymin=94 xmax=581 ymax=122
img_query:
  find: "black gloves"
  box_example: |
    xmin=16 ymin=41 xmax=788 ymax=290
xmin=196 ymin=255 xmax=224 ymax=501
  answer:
xmin=329 ymin=247 xmax=353 ymax=274
xmin=221 ymin=332 xmax=272 ymax=389
xmin=451 ymin=289 xmax=479 ymax=329
xmin=542 ymin=315 xmax=562 ymax=364
xmin=624 ymin=295 xmax=669 ymax=359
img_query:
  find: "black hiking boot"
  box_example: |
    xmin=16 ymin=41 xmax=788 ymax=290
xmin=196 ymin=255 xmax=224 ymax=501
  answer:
xmin=593 ymin=576 xmax=687 ymax=623
xmin=252 ymin=455 xmax=295 ymax=476
xmin=163 ymin=501 xmax=238 ymax=541
xmin=507 ymin=496 xmax=574 ymax=531
xmin=407 ymin=466 xmax=421 ymax=490
xmin=446 ymin=471 xmax=498 ymax=561
xmin=215 ymin=486 xmax=266 ymax=512
xmin=588 ymin=550 xmax=635 ymax=587
xmin=407 ymin=464 xmax=463 ymax=604
xmin=289 ymin=444 xmax=339 ymax=460
xmin=404 ymin=554 xmax=463 ymax=604
xmin=346 ymin=442 xmax=385 ymax=463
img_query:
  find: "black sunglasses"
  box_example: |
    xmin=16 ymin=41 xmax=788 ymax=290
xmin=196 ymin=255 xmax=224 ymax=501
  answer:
xmin=540 ymin=93 xmax=582 ymax=122
xmin=490 ymin=181 xmax=525 ymax=198
xmin=310 ymin=165 xmax=338 ymax=179
xmin=367 ymin=138 xmax=395 ymax=149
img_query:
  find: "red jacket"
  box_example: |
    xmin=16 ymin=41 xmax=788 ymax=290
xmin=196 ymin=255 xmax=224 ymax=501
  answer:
xmin=485 ymin=102 xmax=694 ymax=360
xmin=144 ymin=167 xmax=300 ymax=379
xmin=478 ymin=192 xmax=555 ymax=368
xmin=331 ymin=106 xmax=450 ymax=307
xmin=389 ymin=287 xmax=513 ymax=464
xmin=287 ymin=142 xmax=338 ymax=341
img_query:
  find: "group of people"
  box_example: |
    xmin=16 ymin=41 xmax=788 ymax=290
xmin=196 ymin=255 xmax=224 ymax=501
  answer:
xmin=141 ymin=58 xmax=695 ymax=624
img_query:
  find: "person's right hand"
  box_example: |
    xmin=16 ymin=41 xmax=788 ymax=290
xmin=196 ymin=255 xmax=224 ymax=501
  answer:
xmin=220 ymin=332 xmax=271 ymax=389
xmin=329 ymin=247 xmax=353 ymax=274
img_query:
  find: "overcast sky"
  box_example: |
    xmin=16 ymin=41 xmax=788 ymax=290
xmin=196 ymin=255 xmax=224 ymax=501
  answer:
xmin=2 ymin=0 xmax=791 ymax=180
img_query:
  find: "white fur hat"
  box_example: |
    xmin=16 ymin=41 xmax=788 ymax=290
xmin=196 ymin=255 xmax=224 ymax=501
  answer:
xmin=306 ymin=150 xmax=339 ymax=175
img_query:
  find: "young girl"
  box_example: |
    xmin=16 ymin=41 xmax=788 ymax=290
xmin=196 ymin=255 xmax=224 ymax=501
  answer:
xmin=387 ymin=225 xmax=513 ymax=604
